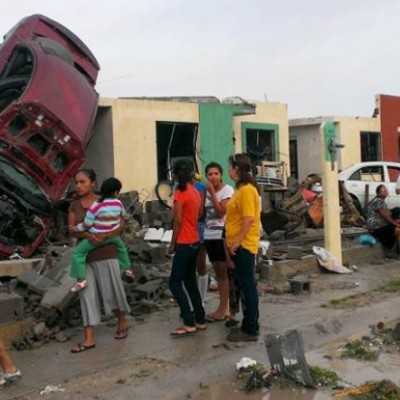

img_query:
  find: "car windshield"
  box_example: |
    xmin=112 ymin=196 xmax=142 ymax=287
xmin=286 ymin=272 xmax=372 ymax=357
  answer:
xmin=0 ymin=156 xmax=48 ymax=204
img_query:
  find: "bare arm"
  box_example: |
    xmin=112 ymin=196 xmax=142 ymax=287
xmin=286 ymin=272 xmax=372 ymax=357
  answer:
xmin=68 ymin=210 xmax=103 ymax=244
xmin=169 ymin=201 xmax=182 ymax=254
xmin=206 ymin=183 xmax=230 ymax=218
xmin=378 ymin=208 xmax=400 ymax=227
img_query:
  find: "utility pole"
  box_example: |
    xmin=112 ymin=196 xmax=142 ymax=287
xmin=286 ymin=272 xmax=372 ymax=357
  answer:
xmin=320 ymin=121 xmax=344 ymax=264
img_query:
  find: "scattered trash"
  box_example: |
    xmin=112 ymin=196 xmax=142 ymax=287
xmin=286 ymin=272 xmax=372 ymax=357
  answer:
xmin=236 ymin=357 xmax=257 ymax=371
xmin=40 ymin=384 xmax=65 ymax=395
xmin=356 ymin=234 xmax=377 ymax=247
xmin=313 ymin=246 xmax=352 ymax=274
xmin=235 ymin=358 xmax=270 ymax=393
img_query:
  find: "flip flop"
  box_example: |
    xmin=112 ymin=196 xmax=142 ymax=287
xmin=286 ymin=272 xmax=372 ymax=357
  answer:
xmin=170 ymin=326 xmax=197 ymax=337
xmin=195 ymin=323 xmax=207 ymax=331
xmin=115 ymin=329 xmax=129 ymax=340
xmin=70 ymin=343 xmax=96 ymax=353
xmin=205 ymin=314 xmax=227 ymax=323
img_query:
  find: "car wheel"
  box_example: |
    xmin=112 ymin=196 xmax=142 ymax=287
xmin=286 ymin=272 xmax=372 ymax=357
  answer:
xmin=349 ymin=193 xmax=365 ymax=217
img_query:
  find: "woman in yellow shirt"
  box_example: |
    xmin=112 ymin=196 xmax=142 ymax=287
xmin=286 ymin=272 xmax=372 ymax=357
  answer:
xmin=225 ymin=153 xmax=260 ymax=342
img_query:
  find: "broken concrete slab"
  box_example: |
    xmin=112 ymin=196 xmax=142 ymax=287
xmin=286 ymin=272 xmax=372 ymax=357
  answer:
xmin=132 ymin=263 xmax=151 ymax=284
xmin=0 ymin=258 xmax=43 ymax=278
xmin=17 ymin=271 xmax=58 ymax=295
xmin=0 ymin=293 xmax=24 ymax=323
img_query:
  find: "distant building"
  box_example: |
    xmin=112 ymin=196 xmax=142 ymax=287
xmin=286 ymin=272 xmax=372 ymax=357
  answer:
xmin=85 ymin=97 xmax=289 ymax=198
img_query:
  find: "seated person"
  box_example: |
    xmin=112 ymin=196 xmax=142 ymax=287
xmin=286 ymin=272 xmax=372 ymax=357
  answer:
xmin=366 ymin=185 xmax=400 ymax=250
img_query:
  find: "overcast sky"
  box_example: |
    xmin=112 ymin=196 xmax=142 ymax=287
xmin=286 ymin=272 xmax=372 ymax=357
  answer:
xmin=0 ymin=1 xmax=399 ymax=118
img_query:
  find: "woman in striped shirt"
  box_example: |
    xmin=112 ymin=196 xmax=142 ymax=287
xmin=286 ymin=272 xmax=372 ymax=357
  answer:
xmin=69 ymin=177 xmax=133 ymax=292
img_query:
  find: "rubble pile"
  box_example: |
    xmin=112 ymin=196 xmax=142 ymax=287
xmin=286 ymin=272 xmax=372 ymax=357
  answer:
xmin=0 ymin=193 xmax=179 ymax=350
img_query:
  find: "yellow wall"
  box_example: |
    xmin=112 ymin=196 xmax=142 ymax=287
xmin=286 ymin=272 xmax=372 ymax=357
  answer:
xmin=335 ymin=116 xmax=381 ymax=170
xmin=99 ymin=98 xmax=199 ymax=198
xmin=233 ymin=102 xmax=290 ymax=172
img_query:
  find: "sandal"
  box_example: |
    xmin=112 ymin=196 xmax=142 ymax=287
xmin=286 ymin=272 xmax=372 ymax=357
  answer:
xmin=195 ymin=323 xmax=207 ymax=331
xmin=70 ymin=343 xmax=96 ymax=353
xmin=205 ymin=314 xmax=228 ymax=323
xmin=70 ymin=280 xmax=88 ymax=293
xmin=170 ymin=326 xmax=197 ymax=337
xmin=115 ymin=329 xmax=129 ymax=340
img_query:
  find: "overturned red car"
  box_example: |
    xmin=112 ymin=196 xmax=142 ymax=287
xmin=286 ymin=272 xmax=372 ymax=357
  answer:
xmin=0 ymin=14 xmax=100 ymax=258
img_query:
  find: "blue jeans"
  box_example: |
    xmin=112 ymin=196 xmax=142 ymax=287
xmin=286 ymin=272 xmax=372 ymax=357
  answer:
xmin=169 ymin=243 xmax=205 ymax=326
xmin=231 ymin=247 xmax=259 ymax=335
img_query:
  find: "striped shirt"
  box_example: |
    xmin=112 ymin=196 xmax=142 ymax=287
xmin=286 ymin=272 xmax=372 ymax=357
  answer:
xmin=75 ymin=198 xmax=126 ymax=234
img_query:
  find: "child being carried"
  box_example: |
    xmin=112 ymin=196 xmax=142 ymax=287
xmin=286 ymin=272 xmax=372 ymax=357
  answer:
xmin=70 ymin=177 xmax=133 ymax=292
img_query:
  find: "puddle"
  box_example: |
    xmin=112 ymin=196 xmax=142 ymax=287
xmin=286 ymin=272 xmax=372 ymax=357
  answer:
xmin=189 ymin=381 xmax=334 ymax=400
xmin=308 ymin=346 xmax=400 ymax=386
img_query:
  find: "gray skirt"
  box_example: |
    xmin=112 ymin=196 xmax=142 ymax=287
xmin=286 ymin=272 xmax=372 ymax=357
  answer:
xmin=79 ymin=258 xmax=130 ymax=327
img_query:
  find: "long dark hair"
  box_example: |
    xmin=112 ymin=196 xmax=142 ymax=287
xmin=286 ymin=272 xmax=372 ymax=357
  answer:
xmin=173 ymin=159 xmax=193 ymax=191
xmin=205 ymin=161 xmax=223 ymax=176
xmin=99 ymin=177 xmax=122 ymax=202
xmin=76 ymin=168 xmax=97 ymax=183
xmin=228 ymin=153 xmax=259 ymax=193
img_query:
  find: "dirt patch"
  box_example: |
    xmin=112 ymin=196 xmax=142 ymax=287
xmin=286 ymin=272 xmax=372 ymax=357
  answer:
xmin=323 ymin=279 xmax=400 ymax=309
xmin=17 ymin=357 xmax=171 ymax=400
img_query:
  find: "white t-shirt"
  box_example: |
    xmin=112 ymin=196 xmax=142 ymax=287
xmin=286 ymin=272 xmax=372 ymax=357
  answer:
xmin=204 ymin=184 xmax=234 ymax=240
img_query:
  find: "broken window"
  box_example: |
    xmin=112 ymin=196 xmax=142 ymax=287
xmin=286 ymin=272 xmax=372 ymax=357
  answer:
xmin=387 ymin=166 xmax=400 ymax=183
xmin=246 ymin=129 xmax=275 ymax=167
xmin=0 ymin=46 xmax=33 ymax=113
xmin=360 ymin=131 xmax=381 ymax=162
xmin=349 ymin=166 xmax=384 ymax=182
xmin=27 ymin=134 xmax=50 ymax=155
xmin=156 ymin=122 xmax=198 ymax=181
xmin=53 ymin=152 xmax=69 ymax=172
xmin=8 ymin=115 xmax=27 ymax=136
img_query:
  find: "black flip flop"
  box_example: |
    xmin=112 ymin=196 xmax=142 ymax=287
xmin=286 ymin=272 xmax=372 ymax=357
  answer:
xmin=71 ymin=343 xmax=96 ymax=353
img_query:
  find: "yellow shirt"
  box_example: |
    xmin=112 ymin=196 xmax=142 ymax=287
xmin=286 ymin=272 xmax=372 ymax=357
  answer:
xmin=225 ymin=184 xmax=260 ymax=254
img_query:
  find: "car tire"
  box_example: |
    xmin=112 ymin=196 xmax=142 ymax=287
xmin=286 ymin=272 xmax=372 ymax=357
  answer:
xmin=349 ymin=193 xmax=365 ymax=217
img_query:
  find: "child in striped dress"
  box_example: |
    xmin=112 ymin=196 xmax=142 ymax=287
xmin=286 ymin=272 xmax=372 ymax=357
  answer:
xmin=69 ymin=177 xmax=133 ymax=292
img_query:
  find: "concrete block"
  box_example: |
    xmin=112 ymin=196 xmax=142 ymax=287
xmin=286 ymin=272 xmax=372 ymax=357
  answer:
xmin=132 ymin=263 xmax=151 ymax=284
xmin=0 ymin=293 xmax=24 ymax=323
xmin=288 ymin=276 xmax=311 ymax=294
xmin=42 ymin=248 xmax=73 ymax=283
xmin=17 ymin=271 xmax=57 ymax=295
xmin=40 ymin=277 xmax=77 ymax=311
xmin=133 ymin=279 xmax=164 ymax=301
xmin=287 ymin=246 xmax=303 ymax=260
xmin=143 ymin=245 xmax=166 ymax=264
xmin=0 ymin=258 xmax=43 ymax=278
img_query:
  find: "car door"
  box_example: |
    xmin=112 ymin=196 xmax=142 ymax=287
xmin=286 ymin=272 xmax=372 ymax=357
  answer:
xmin=346 ymin=165 xmax=384 ymax=208
xmin=385 ymin=165 xmax=400 ymax=209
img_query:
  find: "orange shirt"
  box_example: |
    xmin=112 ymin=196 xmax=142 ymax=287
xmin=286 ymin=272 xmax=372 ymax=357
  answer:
xmin=174 ymin=184 xmax=201 ymax=244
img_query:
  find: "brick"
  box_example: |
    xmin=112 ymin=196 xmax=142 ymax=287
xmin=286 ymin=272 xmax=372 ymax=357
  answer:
xmin=0 ymin=258 xmax=43 ymax=278
xmin=133 ymin=279 xmax=164 ymax=301
xmin=40 ymin=277 xmax=76 ymax=311
xmin=0 ymin=293 xmax=24 ymax=323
